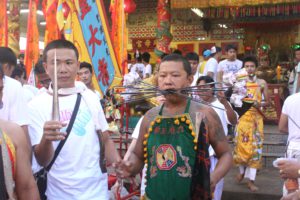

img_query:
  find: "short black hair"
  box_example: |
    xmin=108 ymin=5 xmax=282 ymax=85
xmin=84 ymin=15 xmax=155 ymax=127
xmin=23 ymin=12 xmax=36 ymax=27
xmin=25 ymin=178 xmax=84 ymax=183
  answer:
xmin=173 ymin=49 xmax=182 ymax=55
xmin=226 ymin=44 xmax=237 ymax=52
xmin=134 ymin=52 xmax=142 ymax=62
xmin=127 ymin=53 xmax=132 ymax=61
xmin=196 ymin=75 xmax=214 ymax=86
xmin=211 ymin=46 xmax=222 ymax=56
xmin=34 ymin=59 xmax=46 ymax=74
xmin=0 ymin=64 xmax=4 ymax=79
xmin=243 ymin=56 xmax=258 ymax=68
xmin=80 ymin=62 xmax=93 ymax=73
xmin=0 ymin=47 xmax=17 ymax=67
xmin=160 ymin=53 xmax=168 ymax=59
xmin=142 ymin=52 xmax=151 ymax=63
xmin=11 ymin=66 xmax=26 ymax=79
xmin=18 ymin=53 xmax=24 ymax=59
xmin=160 ymin=54 xmax=192 ymax=76
xmin=185 ymin=52 xmax=199 ymax=62
xmin=43 ymin=39 xmax=79 ymax=62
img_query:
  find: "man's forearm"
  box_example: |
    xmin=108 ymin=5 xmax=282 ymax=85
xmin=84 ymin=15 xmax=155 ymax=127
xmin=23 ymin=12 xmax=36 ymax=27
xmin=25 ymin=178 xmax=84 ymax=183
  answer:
xmin=223 ymin=101 xmax=237 ymax=125
xmin=212 ymin=152 xmax=233 ymax=183
xmin=128 ymin=152 xmax=144 ymax=176
xmin=17 ymin=182 xmax=40 ymax=200
xmin=104 ymin=137 xmax=121 ymax=164
xmin=34 ymin=138 xmax=54 ymax=167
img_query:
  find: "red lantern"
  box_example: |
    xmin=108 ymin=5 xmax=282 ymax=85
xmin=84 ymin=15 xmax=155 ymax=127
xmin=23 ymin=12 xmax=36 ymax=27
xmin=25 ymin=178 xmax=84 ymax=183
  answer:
xmin=124 ymin=0 xmax=136 ymax=14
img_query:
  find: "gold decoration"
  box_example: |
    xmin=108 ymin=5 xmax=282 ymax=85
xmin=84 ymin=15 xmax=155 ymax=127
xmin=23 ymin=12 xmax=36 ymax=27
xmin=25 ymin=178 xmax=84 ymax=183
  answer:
xmin=171 ymin=0 xmax=300 ymax=9
xmin=8 ymin=0 xmax=20 ymax=55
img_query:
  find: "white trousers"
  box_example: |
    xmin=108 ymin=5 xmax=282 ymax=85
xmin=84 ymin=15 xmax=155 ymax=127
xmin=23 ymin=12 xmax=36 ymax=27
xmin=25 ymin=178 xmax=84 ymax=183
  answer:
xmin=210 ymin=156 xmax=224 ymax=200
xmin=239 ymin=166 xmax=257 ymax=181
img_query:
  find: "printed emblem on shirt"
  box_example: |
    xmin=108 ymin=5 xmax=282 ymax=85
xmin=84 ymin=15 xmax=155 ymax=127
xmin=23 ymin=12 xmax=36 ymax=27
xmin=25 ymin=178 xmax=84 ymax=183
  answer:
xmin=72 ymin=108 xmax=92 ymax=136
xmin=156 ymin=144 xmax=177 ymax=170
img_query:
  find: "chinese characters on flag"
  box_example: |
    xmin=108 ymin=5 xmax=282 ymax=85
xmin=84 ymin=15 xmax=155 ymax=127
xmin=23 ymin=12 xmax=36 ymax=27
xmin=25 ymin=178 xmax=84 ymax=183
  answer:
xmin=132 ymin=38 xmax=156 ymax=51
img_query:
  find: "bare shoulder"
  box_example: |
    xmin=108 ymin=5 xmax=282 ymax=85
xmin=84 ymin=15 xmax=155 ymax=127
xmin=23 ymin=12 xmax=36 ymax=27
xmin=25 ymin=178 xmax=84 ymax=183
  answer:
xmin=0 ymin=119 xmax=25 ymax=148
xmin=189 ymin=101 xmax=216 ymax=121
xmin=257 ymin=78 xmax=267 ymax=86
xmin=143 ymin=106 xmax=161 ymax=126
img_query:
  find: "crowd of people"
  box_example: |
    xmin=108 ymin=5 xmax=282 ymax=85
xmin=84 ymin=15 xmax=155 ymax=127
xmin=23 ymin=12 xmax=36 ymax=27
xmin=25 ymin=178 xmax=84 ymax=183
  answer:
xmin=0 ymin=39 xmax=300 ymax=200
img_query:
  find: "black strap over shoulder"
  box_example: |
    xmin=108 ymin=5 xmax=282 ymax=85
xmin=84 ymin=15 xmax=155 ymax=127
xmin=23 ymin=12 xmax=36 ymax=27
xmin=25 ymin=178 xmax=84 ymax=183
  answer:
xmin=46 ymin=93 xmax=81 ymax=171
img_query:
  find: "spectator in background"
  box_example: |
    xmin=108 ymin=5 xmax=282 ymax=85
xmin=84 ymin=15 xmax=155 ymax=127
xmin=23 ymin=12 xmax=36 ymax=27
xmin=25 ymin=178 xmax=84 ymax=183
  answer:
xmin=288 ymin=47 xmax=300 ymax=94
xmin=127 ymin=53 xmax=133 ymax=71
xmin=279 ymin=91 xmax=300 ymax=197
xmin=197 ymin=75 xmax=238 ymax=200
xmin=78 ymin=61 xmax=101 ymax=99
xmin=173 ymin=49 xmax=182 ymax=55
xmin=0 ymin=47 xmax=29 ymax=129
xmin=199 ymin=49 xmax=211 ymax=76
xmin=34 ymin=59 xmax=51 ymax=90
xmin=217 ymin=44 xmax=243 ymax=86
xmin=203 ymin=46 xmax=222 ymax=81
xmin=131 ymin=51 xmax=145 ymax=78
xmin=185 ymin=52 xmax=200 ymax=86
xmin=18 ymin=53 xmax=25 ymax=69
xmin=11 ymin=66 xmax=38 ymax=102
xmin=0 ymin=63 xmax=39 ymax=200
xmin=142 ymin=52 xmax=152 ymax=79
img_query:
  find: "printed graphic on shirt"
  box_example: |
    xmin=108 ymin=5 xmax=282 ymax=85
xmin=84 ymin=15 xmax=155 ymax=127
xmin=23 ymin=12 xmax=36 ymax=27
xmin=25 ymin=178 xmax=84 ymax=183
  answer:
xmin=156 ymin=144 xmax=177 ymax=170
xmin=72 ymin=108 xmax=93 ymax=136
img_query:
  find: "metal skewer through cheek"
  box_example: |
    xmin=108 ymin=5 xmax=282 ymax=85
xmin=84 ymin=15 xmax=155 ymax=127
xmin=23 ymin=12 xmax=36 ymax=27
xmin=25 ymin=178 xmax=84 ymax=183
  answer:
xmin=52 ymin=49 xmax=60 ymax=121
xmin=138 ymin=81 xmax=225 ymax=111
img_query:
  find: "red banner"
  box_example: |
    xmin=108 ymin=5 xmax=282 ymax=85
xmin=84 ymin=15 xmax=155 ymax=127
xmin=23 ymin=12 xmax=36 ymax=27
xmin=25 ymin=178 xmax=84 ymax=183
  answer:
xmin=177 ymin=44 xmax=194 ymax=56
xmin=24 ymin=0 xmax=39 ymax=77
xmin=199 ymin=43 xmax=215 ymax=56
xmin=42 ymin=0 xmax=61 ymax=45
xmin=0 ymin=0 xmax=8 ymax=47
xmin=132 ymin=38 xmax=156 ymax=52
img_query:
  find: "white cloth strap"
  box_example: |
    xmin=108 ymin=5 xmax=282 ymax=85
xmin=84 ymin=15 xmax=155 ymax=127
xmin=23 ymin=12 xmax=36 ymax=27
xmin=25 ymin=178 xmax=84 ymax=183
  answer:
xmin=47 ymin=81 xmax=103 ymax=131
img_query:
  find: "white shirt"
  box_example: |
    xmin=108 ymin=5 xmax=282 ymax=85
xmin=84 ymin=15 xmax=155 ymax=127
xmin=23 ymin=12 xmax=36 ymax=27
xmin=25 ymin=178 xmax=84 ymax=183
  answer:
xmin=203 ymin=57 xmax=218 ymax=81
xmin=131 ymin=117 xmax=144 ymax=139
xmin=282 ymin=93 xmax=300 ymax=143
xmin=143 ymin=64 xmax=152 ymax=78
xmin=23 ymin=84 xmax=39 ymax=103
xmin=130 ymin=116 xmax=146 ymax=195
xmin=208 ymin=99 xmax=237 ymax=156
xmin=217 ymin=59 xmax=243 ymax=83
xmin=191 ymin=71 xmax=201 ymax=87
xmin=293 ymin=63 xmax=300 ymax=94
xmin=133 ymin=63 xmax=145 ymax=75
xmin=28 ymin=90 xmax=109 ymax=200
xmin=0 ymin=76 xmax=29 ymax=126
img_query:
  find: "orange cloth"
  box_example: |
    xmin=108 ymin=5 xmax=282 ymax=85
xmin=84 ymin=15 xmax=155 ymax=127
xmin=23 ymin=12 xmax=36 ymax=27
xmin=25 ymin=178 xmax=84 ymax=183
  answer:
xmin=0 ymin=0 xmax=8 ymax=47
xmin=0 ymin=133 xmax=16 ymax=178
xmin=24 ymin=0 xmax=40 ymax=77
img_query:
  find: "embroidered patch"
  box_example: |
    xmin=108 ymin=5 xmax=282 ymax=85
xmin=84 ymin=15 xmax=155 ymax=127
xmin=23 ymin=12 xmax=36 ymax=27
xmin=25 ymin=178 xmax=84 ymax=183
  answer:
xmin=176 ymin=146 xmax=192 ymax=178
xmin=156 ymin=144 xmax=177 ymax=170
xmin=150 ymin=166 xmax=158 ymax=178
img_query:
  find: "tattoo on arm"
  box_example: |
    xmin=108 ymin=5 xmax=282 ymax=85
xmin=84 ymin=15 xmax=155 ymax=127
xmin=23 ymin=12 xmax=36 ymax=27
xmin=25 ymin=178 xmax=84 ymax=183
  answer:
xmin=204 ymin=109 xmax=227 ymax=147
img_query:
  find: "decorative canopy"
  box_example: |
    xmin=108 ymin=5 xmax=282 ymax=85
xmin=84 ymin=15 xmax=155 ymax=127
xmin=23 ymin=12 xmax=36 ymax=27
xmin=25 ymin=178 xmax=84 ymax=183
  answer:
xmin=171 ymin=0 xmax=300 ymax=9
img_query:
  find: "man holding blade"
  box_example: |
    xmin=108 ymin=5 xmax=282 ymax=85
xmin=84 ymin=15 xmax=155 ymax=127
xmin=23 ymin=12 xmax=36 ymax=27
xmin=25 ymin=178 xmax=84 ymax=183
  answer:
xmin=28 ymin=39 xmax=120 ymax=200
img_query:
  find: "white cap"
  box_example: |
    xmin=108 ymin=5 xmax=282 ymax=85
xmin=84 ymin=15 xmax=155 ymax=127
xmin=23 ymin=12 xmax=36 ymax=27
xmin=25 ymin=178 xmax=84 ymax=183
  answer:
xmin=211 ymin=46 xmax=216 ymax=54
